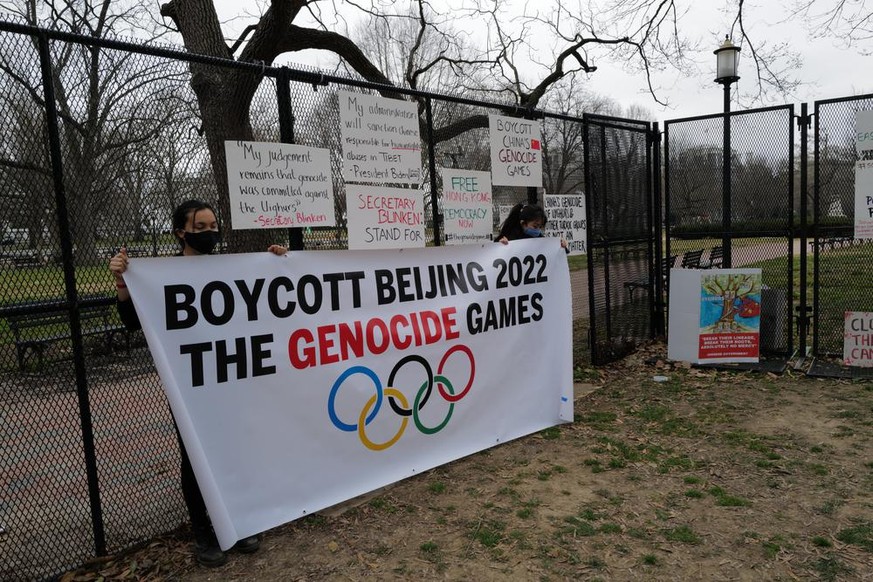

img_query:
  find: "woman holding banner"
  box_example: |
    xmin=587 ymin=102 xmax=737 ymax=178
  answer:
xmin=496 ymin=202 xmax=569 ymax=250
xmin=109 ymin=199 xmax=287 ymax=568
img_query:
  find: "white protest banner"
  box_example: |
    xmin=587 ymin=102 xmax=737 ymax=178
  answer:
xmin=855 ymin=161 xmax=873 ymax=239
xmin=439 ymin=168 xmax=493 ymax=245
xmin=489 ymin=114 xmax=542 ymax=187
xmin=346 ymin=184 xmax=424 ymax=249
xmin=224 ymin=141 xmax=335 ymax=229
xmin=338 ymin=90 xmax=422 ymax=185
xmin=544 ymin=193 xmax=587 ymax=255
xmin=123 ymin=241 xmax=573 ymax=550
xmin=844 ymin=311 xmax=873 ymax=367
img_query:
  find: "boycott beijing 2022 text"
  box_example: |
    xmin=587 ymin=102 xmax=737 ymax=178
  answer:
xmin=161 ymin=254 xmax=550 ymax=387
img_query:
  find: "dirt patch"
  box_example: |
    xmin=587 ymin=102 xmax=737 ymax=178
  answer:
xmin=61 ymin=343 xmax=873 ymax=581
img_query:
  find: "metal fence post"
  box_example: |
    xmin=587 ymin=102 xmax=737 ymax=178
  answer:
xmin=651 ymin=122 xmax=665 ymax=335
xmin=797 ymin=103 xmax=810 ymax=356
xmin=277 ymin=67 xmax=304 ymax=251
xmin=37 ymin=31 xmax=106 ymax=556
xmin=424 ymin=97 xmax=441 ymax=246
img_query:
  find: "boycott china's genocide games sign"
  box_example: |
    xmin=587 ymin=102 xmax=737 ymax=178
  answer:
xmin=122 ymin=241 xmax=573 ymax=550
xmin=489 ymin=114 xmax=543 ymax=187
xmin=224 ymin=141 xmax=335 ymax=230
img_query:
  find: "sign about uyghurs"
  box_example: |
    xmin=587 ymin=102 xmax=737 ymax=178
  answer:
xmin=225 ymin=141 xmax=335 ymax=230
xmin=844 ymin=311 xmax=873 ymax=367
xmin=544 ymin=193 xmax=587 ymax=255
xmin=489 ymin=114 xmax=542 ymax=187
xmin=346 ymin=184 xmax=424 ymax=250
xmin=338 ymin=90 xmax=422 ymax=185
xmin=440 ymin=168 xmax=493 ymax=245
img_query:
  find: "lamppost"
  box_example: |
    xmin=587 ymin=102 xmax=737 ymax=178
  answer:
xmin=714 ymin=35 xmax=740 ymax=268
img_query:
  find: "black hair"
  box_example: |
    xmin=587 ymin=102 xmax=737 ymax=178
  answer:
xmin=172 ymin=199 xmax=217 ymax=250
xmin=496 ymin=202 xmax=547 ymax=241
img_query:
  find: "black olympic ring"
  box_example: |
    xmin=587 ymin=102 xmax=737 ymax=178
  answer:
xmin=386 ymin=354 xmax=433 ymax=416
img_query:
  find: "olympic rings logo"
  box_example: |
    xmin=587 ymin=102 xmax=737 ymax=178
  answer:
xmin=327 ymin=344 xmax=476 ymax=451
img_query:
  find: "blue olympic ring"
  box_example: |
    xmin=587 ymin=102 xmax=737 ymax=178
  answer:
xmin=326 ymin=345 xmax=476 ymax=449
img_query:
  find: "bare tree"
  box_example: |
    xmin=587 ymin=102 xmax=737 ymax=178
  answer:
xmin=0 ymin=0 xmax=190 ymax=264
xmin=153 ymin=0 xmax=846 ymax=247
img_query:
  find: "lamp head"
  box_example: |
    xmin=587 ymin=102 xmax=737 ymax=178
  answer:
xmin=714 ymin=35 xmax=740 ymax=85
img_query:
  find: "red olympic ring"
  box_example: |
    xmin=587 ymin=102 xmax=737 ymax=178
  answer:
xmin=437 ymin=344 xmax=475 ymax=402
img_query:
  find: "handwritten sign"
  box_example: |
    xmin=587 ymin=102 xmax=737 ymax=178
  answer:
xmin=338 ymin=91 xmax=422 ymax=185
xmin=844 ymin=311 xmax=873 ymax=367
xmin=224 ymin=141 xmax=335 ymax=230
xmin=346 ymin=184 xmax=424 ymax=250
xmin=855 ymin=110 xmax=873 ymax=157
xmin=544 ymin=193 xmax=587 ymax=255
xmin=439 ymin=168 xmax=493 ymax=245
xmin=856 ymin=162 xmax=873 ymax=239
xmin=489 ymin=114 xmax=542 ymax=187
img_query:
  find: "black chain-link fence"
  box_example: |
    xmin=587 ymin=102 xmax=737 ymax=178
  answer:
xmin=810 ymin=94 xmax=873 ymax=377
xmin=0 ymin=21 xmax=607 ymax=580
xmin=664 ymin=105 xmax=795 ymax=359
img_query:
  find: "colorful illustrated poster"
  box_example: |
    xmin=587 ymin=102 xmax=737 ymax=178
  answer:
xmin=489 ymin=114 xmax=542 ymax=187
xmin=544 ymin=193 xmax=587 ymax=255
xmin=345 ymin=184 xmax=424 ymax=250
xmin=440 ymin=168 xmax=493 ymax=245
xmin=698 ymin=272 xmax=762 ymax=360
xmin=844 ymin=311 xmax=873 ymax=367
xmin=225 ymin=141 xmax=335 ymax=230
xmin=337 ymin=90 xmax=422 ymax=185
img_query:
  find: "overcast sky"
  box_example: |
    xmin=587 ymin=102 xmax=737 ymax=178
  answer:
xmin=211 ymin=1 xmax=872 ymax=124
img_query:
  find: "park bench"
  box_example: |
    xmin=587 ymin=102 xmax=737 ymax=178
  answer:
xmin=9 ymin=251 xmax=43 ymax=268
xmin=623 ymin=255 xmax=676 ymax=302
xmin=5 ymin=296 xmax=130 ymax=371
xmin=810 ymin=236 xmax=857 ymax=252
xmin=700 ymin=245 xmax=724 ymax=268
xmin=679 ymin=248 xmax=705 ymax=269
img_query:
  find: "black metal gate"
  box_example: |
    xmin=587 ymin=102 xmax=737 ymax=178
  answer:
xmin=584 ymin=113 xmax=658 ymax=365
xmin=809 ymin=94 xmax=873 ymax=376
xmin=664 ymin=105 xmax=795 ymax=359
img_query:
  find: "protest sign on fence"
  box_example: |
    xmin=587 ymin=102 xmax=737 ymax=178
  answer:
xmin=543 ymin=193 xmax=587 ymax=255
xmin=345 ymin=184 xmax=425 ymax=249
xmin=123 ymin=241 xmax=573 ymax=550
xmin=844 ymin=311 xmax=873 ymax=367
xmin=225 ymin=141 xmax=335 ymax=230
xmin=439 ymin=168 xmax=493 ymax=245
xmin=338 ymin=91 xmax=422 ymax=185
xmin=854 ymin=111 xmax=873 ymax=239
xmin=489 ymin=114 xmax=542 ymax=187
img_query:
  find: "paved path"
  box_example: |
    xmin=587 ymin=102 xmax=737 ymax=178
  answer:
xmin=569 ymin=239 xmax=805 ymax=321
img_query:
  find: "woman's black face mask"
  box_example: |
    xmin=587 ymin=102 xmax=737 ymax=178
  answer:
xmin=183 ymin=230 xmax=220 ymax=254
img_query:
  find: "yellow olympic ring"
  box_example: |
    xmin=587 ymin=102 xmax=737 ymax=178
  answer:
xmin=358 ymin=387 xmax=409 ymax=451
